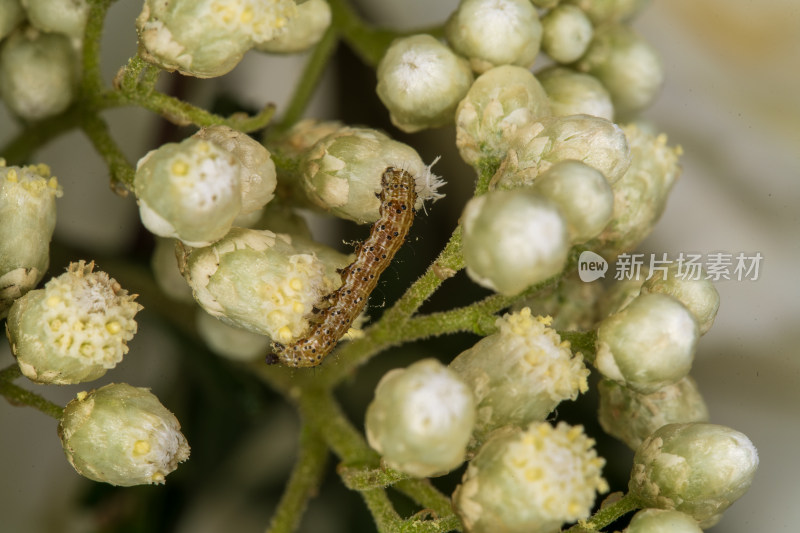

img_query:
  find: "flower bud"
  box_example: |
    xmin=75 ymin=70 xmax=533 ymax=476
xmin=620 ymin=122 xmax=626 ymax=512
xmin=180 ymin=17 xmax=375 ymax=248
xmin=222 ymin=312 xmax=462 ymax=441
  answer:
xmin=462 ymin=189 xmax=569 ymax=296
xmin=6 ymin=261 xmax=142 ymax=384
xmin=446 ymin=0 xmax=541 ymax=74
xmin=250 ymin=202 xmax=313 ymax=239
xmin=537 ymin=66 xmax=614 ymax=120
xmin=625 ymin=509 xmax=703 ymax=533
xmin=449 ymin=309 xmax=588 ymax=446
xmin=576 ymin=24 xmax=663 ymax=116
xmin=564 ymin=0 xmax=649 ymax=25
xmin=629 ymin=423 xmax=758 ymax=527
xmin=299 ymin=126 xmax=443 ymax=223
xmin=23 ymin=0 xmax=90 ymax=41
xmin=455 ymin=65 xmax=550 ymax=166
xmin=255 ymin=0 xmax=330 ymax=54
xmin=588 ymin=124 xmax=681 ymax=256
xmin=196 ymin=308 xmax=271 ymax=361
xmin=531 ymin=160 xmax=614 ymax=244
xmin=596 ymin=267 xmax=648 ymax=318
xmin=150 ymin=237 xmax=194 ymax=303
xmin=365 ymin=359 xmax=475 ymax=477
xmin=541 ymin=5 xmax=593 ymax=64
xmin=136 ymin=0 xmax=297 ymax=78
xmin=0 ymin=27 xmax=78 ymax=120
xmin=596 ymin=293 xmax=697 ymax=393
xmin=0 ymin=162 xmax=62 ymax=317
xmin=598 ymin=377 xmax=709 ymax=451
xmin=641 ymin=265 xmax=719 ymax=335
xmin=58 ymin=383 xmax=190 ymax=486
xmin=177 ymin=228 xmax=349 ymax=343
xmin=0 ymin=0 xmax=24 ymax=41
xmin=376 ymin=34 xmax=473 ymax=133
xmin=453 ymin=422 xmax=608 ymax=533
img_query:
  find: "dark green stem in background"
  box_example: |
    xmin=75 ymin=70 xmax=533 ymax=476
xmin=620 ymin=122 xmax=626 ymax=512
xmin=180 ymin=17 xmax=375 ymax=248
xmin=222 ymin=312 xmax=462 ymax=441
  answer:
xmin=0 ymin=365 xmax=64 ymax=419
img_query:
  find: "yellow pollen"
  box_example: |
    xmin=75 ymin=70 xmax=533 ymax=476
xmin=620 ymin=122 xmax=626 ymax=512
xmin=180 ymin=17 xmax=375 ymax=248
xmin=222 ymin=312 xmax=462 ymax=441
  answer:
xmin=133 ymin=440 xmax=151 ymax=455
xmin=106 ymin=321 xmax=121 ymax=334
xmin=6 ymin=168 xmax=18 ymax=182
xmin=49 ymin=319 xmax=62 ymax=331
xmin=171 ymin=160 xmax=189 ymax=176
xmin=278 ymin=326 xmax=293 ymax=342
xmin=288 ymin=278 xmax=303 ymax=291
xmin=292 ymin=302 xmax=304 ymax=313
xmin=45 ymin=296 xmax=60 ymax=308
xmin=79 ymin=343 xmax=94 ymax=357
xmin=48 ymin=177 xmax=59 ymax=189
xmin=73 ymin=321 xmax=85 ymax=331
xmin=76 ymin=391 xmax=88 ymax=401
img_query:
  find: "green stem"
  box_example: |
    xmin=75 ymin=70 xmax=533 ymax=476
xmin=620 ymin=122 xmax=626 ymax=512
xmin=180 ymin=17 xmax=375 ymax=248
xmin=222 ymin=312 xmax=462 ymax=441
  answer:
xmin=0 ymin=365 xmax=64 ymax=419
xmin=82 ymin=0 xmax=115 ymax=97
xmin=558 ymin=330 xmax=598 ymax=362
xmin=564 ymin=493 xmax=641 ymax=532
xmin=79 ymin=112 xmax=136 ymax=193
xmin=361 ymin=488 xmax=404 ymax=533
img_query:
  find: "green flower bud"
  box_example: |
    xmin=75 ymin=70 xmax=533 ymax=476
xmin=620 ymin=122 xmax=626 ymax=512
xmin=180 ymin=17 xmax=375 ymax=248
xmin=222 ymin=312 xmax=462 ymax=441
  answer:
xmin=196 ymin=308 xmax=270 ymax=361
xmin=6 ymin=261 xmax=142 ymax=385
xmin=531 ymin=160 xmax=614 ymax=244
xmin=299 ymin=126 xmax=443 ymax=223
xmin=629 ymin=423 xmax=759 ymax=527
xmin=598 ymin=377 xmax=709 ymax=451
xmin=595 ymin=293 xmax=698 ymax=393
xmin=564 ymin=0 xmax=649 ymax=25
xmin=588 ymin=123 xmax=681 ymax=256
xmin=365 ymin=359 xmax=475 ymax=477
xmin=576 ymin=24 xmax=663 ymax=116
xmin=445 ymin=0 xmax=542 ymax=74
xmin=514 ymin=272 xmax=602 ymax=331
xmin=537 ymin=66 xmax=614 ymax=120
xmin=0 ymin=162 xmax=62 ymax=317
xmin=596 ymin=267 xmax=648 ymax=317
xmin=150 ymin=237 xmax=194 ymax=303
xmin=450 ymin=309 xmax=588 ymax=446
xmin=136 ymin=0 xmax=297 ymax=78
xmin=376 ymin=34 xmax=473 ymax=133
xmin=625 ymin=509 xmax=702 ymax=533
xmin=0 ymin=0 xmax=24 ymax=41
xmin=455 ymin=65 xmax=551 ymax=165
xmin=22 ymin=0 xmax=90 ymax=41
xmin=641 ymin=265 xmax=719 ymax=335
xmin=541 ymin=5 xmax=593 ymax=64
xmin=193 ymin=125 xmax=277 ymax=215
xmin=255 ymin=0 xmax=330 ymax=54
xmin=58 ymin=383 xmax=190 ymax=486
xmin=453 ymin=422 xmax=608 ymax=533
xmin=135 ymin=137 xmax=242 ymax=246
xmin=462 ymin=189 xmax=569 ymax=296
xmin=0 ymin=27 xmax=78 ymax=120
xmin=177 ymin=228 xmax=349 ymax=343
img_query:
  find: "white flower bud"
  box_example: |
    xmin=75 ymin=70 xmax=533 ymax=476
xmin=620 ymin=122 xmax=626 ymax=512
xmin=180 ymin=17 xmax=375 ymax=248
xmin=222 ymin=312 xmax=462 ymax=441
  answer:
xmin=625 ymin=509 xmax=703 ymax=533
xmin=576 ymin=24 xmax=663 ymax=116
xmin=462 ymin=190 xmax=569 ymax=296
xmin=564 ymin=0 xmax=648 ymax=25
xmin=595 ymin=293 xmax=698 ymax=393
xmin=446 ymin=0 xmax=542 ymax=74
xmin=22 ymin=0 xmax=90 ymax=41
xmin=0 ymin=162 xmax=62 ymax=317
xmin=538 ymin=66 xmax=614 ymax=120
xmin=6 ymin=261 xmax=142 ymax=385
xmin=178 ymin=228 xmax=349 ymax=343
xmin=449 ymin=309 xmax=588 ymax=446
xmin=299 ymin=127 xmax=443 ymax=223
xmin=376 ymin=34 xmax=473 ymax=133
xmin=598 ymin=377 xmax=709 ymax=451
xmin=453 ymin=422 xmax=608 ymax=533
xmin=0 ymin=0 xmax=24 ymax=41
xmin=455 ymin=65 xmax=550 ymax=166
xmin=629 ymin=423 xmax=759 ymax=527
xmin=641 ymin=264 xmax=719 ymax=335
xmin=255 ymin=0 xmax=330 ymax=54
xmin=365 ymin=359 xmax=475 ymax=477
xmin=0 ymin=27 xmax=78 ymax=120
xmin=150 ymin=237 xmax=195 ymax=303
xmin=541 ymin=5 xmax=593 ymax=64
xmin=531 ymin=160 xmax=614 ymax=244
xmin=196 ymin=308 xmax=271 ymax=361
xmin=58 ymin=383 xmax=190 ymax=486
xmin=136 ymin=0 xmax=297 ymax=78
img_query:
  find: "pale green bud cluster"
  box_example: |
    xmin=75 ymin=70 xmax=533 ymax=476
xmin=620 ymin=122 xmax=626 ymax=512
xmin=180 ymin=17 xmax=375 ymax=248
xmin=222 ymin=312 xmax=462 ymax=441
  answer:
xmin=0 ymin=27 xmax=78 ymax=120
xmin=537 ymin=67 xmax=614 ymax=120
xmin=255 ymin=0 xmax=330 ymax=54
xmin=641 ymin=264 xmax=720 ymax=335
xmin=540 ymin=5 xmax=593 ymax=64
xmin=0 ymin=0 xmax=24 ymax=41
xmin=6 ymin=261 xmax=142 ymax=385
xmin=564 ymin=0 xmax=649 ymax=25
xmin=461 ymin=189 xmax=569 ymax=296
xmin=178 ymin=228 xmax=349 ymax=343
xmin=629 ymin=423 xmax=759 ymax=527
xmin=445 ymin=0 xmax=541 ymax=74
xmin=377 ymin=34 xmax=473 ymax=133
xmin=196 ymin=309 xmax=271 ymax=361
xmin=625 ymin=509 xmax=703 ymax=533
xmin=0 ymin=162 xmax=61 ymax=317
xmin=450 ymin=309 xmax=588 ymax=446
xmin=136 ymin=0 xmax=297 ymax=78
xmin=299 ymin=126 xmax=443 ymax=223
xmin=365 ymin=359 xmax=475 ymax=477
xmin=453 ymin=422 xmax=608 ymax=533
xmin=58 ymin=383 xmax=190 ymax=486
xmin=595 ymin=293 xmax=697 ymax=393
xmin=22 ymin=0 xmax=90 ymax=41
xmin=598 ymin=377 xmax=709 ymax=450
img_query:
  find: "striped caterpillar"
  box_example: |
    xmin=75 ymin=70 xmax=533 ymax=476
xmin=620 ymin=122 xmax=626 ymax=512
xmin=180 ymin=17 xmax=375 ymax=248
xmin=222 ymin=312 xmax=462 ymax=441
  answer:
xmin=268 ymin=167 xmax=417 ymax=367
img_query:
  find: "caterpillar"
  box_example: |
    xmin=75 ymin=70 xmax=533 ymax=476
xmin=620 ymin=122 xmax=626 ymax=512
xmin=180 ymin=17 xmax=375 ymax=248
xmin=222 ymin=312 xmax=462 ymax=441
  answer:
xmin=268 ymin=167 xmax=417 ymax=367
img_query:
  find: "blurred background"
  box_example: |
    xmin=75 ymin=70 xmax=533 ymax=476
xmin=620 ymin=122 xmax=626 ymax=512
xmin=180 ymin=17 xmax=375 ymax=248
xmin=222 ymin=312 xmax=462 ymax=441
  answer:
xmin=1 ymin=0 xmax=798 ymax=532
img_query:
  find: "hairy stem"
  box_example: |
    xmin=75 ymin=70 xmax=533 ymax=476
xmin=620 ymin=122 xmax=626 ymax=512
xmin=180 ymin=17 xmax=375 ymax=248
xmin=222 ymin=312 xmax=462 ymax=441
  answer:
xmin=564 ymin=493 xmax=641 ymax=532
xmin=0 ymin=365 xmax=64 ymax=419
